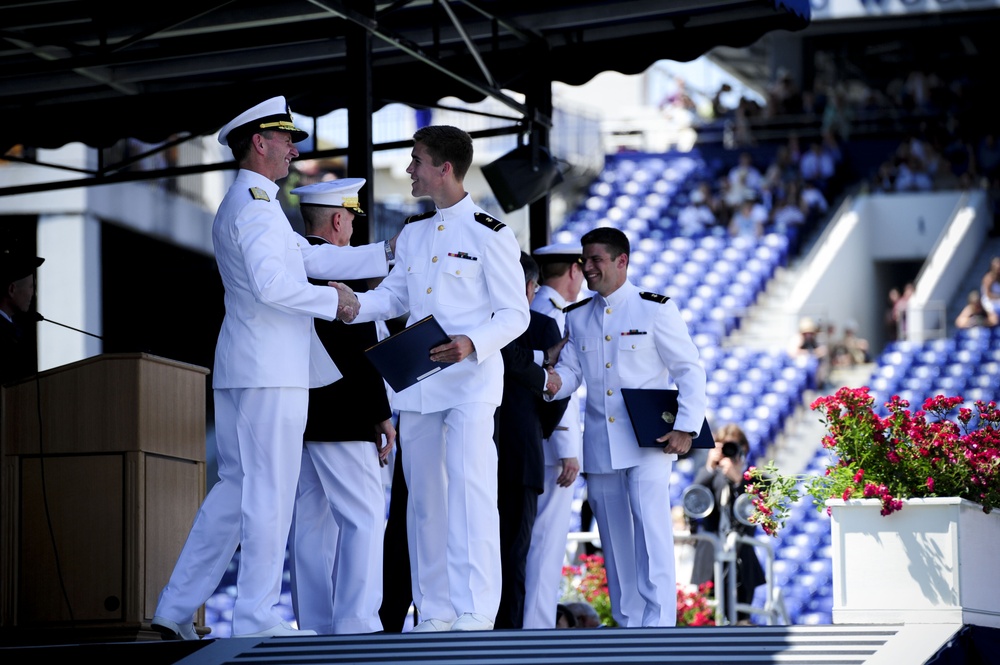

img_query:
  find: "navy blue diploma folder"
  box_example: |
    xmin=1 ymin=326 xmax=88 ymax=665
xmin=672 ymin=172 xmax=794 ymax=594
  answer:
xmin=365 ymin=315 xmax=452 ymax=393
xmin=620 ymin=388 xmax=714 ymax=449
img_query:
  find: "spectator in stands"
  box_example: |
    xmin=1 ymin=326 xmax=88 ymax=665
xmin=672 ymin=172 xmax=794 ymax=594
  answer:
xmin=768 ymin=183 xmax=806 ymax=238
xmin=763 ymin=144 xmax=799 ymax=197
xmin=871 ymin=160 xmax=897 ymax=193
xmin=789 ymin=316 xmax=829 ymax=389
xmin=799 ymin=179 xmax=829 ymax=223
xmin=731 ymin=97 xmax=759 ymax=148
xmin=765 ymin=68 xmax=802 ymax=118
xmin=830 ymin=319 xmax=871 ymax=367
xmin=711 ymin=83 xmax=734 ymax=120
xmin=728 ymin=152 xmax=764 ymax=194
xmin=688 ymin=423 xmax=765 ymax=624
xmin=678 ymin=187 xmax=717 ymax=237
xmin=820 ymin=86 xmax=854 ymax=143
xmin=894 ymin=282 xmax=915 ymax=340
xmin=799 ymin=135 xmax=839 ymax=194
xmin=895 ymin=154 xmax=934 ymax=192
xmin=885 ymin=287 xmax=902 ymax=342
xmin=981 ymin=256 xmax=1000 ymax=318
xmin=955 ymin=289 xmax=999 ymax=329
xmin=728 ymin=192 xmax=766 ymax=239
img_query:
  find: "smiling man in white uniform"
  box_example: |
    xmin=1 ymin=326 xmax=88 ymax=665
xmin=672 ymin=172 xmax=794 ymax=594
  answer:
xmin=152 ymin=96 xmax=392 ymax=640
xmin=545 ymin=227 xmax=707 ymax=627
xmin=344 ymin=125 xmax=528 ymax=632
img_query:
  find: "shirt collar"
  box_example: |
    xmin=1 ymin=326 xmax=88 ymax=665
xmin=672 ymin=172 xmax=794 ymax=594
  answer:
xmin=237 ymin=168 xmax=280 ymax=199
xmin=437 ymin=192 xmax=475 ymax=217
xmin=598 ymin=279 xmax=635 ymax=308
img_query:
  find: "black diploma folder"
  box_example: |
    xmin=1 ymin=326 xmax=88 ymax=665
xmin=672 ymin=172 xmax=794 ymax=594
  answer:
xmin=365 ymin=315 xmax=452 ymax=393
xmin=620 ymin=388 xmax=714 ymax=449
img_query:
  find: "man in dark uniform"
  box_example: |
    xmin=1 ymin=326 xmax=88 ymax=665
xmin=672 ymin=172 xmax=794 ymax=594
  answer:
xmin=495 ymin=252 xmax=569 ymax=628
xmin=287 ymin=178 xmax=395 ymax=635
xmin=0 ymin=246 xmax=43 ymax=387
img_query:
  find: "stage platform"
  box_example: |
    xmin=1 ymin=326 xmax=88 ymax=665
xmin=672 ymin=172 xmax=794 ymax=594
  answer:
xmin=4 ymin=623 xmax=986 ymax=665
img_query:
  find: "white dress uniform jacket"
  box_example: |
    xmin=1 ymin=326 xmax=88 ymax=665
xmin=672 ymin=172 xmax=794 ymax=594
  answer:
xmin=552 ymin=279 xmax=707 ymax=472
xmin=212 ymin=169 xmax=388 ymax=389
xmin=353 ymin=193 xmax=529 ymax=410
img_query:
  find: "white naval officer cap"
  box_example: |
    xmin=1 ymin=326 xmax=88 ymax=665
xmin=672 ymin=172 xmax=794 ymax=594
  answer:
xmin=290 ymin=178 xmax=367 ymax=216
xmin=217 ymin=95 xmax=309 ymax=146
xmin=532 ymin=241 xmax=583 ymax=264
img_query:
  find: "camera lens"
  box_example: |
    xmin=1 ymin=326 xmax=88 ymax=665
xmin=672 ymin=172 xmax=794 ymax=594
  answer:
xmin=721 ymin=441 xmax=741 ymax=458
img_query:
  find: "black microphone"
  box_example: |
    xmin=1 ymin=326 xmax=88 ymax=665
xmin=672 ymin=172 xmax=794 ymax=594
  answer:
xmin=33 ymin=312 xmax=104 ymax=340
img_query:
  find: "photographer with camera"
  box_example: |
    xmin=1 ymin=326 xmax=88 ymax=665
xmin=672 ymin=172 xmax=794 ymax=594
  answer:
xmin=687 ymin=423 xmax=765 ymax=623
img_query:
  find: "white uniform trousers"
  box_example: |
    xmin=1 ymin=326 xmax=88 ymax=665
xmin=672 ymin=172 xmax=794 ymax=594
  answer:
xmin=522 ymin=464 xmax=576 ymax=628
xmin=289 ymin=440 xmax=385 ymax=634
xmin=585 ymin=457 xmax=676 ymax=627
xmin=400 ymin=402 xmax=501 ymax=622
xmin=155 ymin=387 xmax=308 ymax=635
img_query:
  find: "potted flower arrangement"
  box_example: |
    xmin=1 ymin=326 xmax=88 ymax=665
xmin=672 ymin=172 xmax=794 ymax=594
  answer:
xmin=560 ymin=554 xmax=717 ymax=627
xmin=745 ymin=387 xmax=1000 ymax=627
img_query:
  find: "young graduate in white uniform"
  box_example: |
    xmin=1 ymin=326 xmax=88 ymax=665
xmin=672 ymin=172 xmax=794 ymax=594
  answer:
xmin=341 ymin=125 xmax=528 ymax=632
xmin=544 ymin=227 xmax=707 ymax=627
xmin=152 ymin=97 xmax=393 ymax=640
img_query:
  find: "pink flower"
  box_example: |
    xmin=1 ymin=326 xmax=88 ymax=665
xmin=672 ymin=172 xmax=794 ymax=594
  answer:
xmin=926 ymin=476 xmax=935 ymax=492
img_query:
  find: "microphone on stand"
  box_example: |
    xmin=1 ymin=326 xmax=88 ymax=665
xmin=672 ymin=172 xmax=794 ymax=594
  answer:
xmin=33 ymin=312 xmax=104 ymax=340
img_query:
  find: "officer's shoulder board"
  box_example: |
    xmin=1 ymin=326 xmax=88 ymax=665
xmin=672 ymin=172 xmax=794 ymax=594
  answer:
xmin=404 ymin=210 xmax=435 ymax=225
xmin=563 ymin=296 xmax=593 ymax=314
xmin=474 ymin=212 xmax=505 ymax=232
xmin=248 ymin=187 xmax=270 ymax=202
xmin=640 ymin=291 xmax=670 ymax=304
xmin=549 ymin=296 xmax=564 ymax=312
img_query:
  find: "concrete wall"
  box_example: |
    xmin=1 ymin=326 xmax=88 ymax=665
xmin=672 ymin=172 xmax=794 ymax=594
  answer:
xmin=788 ymin=190 xmax=988 ymax=352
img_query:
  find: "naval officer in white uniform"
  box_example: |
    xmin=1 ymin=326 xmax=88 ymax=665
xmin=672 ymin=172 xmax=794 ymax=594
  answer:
xmin=545 ymin=227 xmax=707 ymax=627
xmin=152 ymin=96 xmax=392 ymax=639
xmin=522 ymin=242 xmax=585 ymax=629
xmin=344 ymin=125 xmax=528 ymax=633
xmin=286 ymin=178 xmax=395 ymax=635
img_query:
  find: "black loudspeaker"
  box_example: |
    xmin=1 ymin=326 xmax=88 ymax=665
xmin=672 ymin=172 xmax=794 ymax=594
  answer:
xmin=481 ymin=144 xmax=564 ymax=214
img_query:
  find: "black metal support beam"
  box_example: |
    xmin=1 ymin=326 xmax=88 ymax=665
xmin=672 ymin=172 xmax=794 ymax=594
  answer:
xmin=347 ymin=0 xmax=377 ymax=245
xmin=525 ymin=42 xmax=553 ymax=252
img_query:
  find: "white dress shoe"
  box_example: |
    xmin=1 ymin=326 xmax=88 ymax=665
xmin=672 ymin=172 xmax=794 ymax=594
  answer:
xmin=237 ymin=621 xmax=318 ymax=638
xmin=450 ymin=613 xmax=494 ymax=632
xmin=152 ymin=615 xmax=199 ymax=641
xmin=411 ymin=618 xmax=453 ymax=632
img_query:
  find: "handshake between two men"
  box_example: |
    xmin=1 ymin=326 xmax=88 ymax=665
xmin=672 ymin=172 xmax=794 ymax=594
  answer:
xmin=328 ymin=280 xmax=476 ymax=364
xmin=331 ymin=281 xmax=361 ymax=323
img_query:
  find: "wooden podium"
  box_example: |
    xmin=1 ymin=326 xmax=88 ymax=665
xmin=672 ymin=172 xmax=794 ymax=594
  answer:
xmin=0 ymin=353 xmax=209 ymax=643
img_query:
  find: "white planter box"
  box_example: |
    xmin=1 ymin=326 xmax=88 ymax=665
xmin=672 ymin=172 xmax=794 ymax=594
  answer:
xmin=828 ymin=497 xmax=1000 ymax=628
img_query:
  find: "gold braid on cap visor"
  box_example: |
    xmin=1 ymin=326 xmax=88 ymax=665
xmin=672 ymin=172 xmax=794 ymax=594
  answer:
xmin=258 ymin=120 xmax=300 ymax=131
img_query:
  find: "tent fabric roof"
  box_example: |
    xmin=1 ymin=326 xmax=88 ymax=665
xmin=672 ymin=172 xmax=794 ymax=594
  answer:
xmin=0 ymin=0 xmax=809 ymax=152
